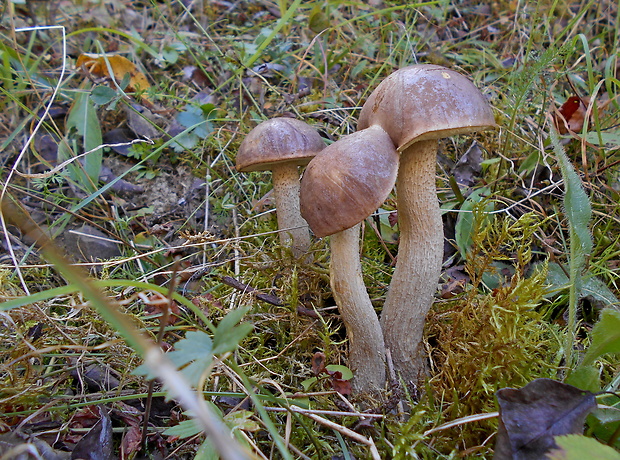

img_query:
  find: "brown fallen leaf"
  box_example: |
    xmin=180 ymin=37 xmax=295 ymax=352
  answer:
xmin=71 ymin=406 xmax=114 ymax=460
xmin=142 ymin=291 xmax=181 ymax=325
xmin=0 ymin=431 xmax=70 ymax=460
xmin=77 ymin=54 xmax=150 ymax=94
xmin=119 ymin=416 xmax=142 ymax=460
xmin=554 ymin=96 xmax=588 ymax=134
xmin=311 ymin=352 xmax=327 ymax=376
xmin=493 ymin=378 xmax=596 ymax=460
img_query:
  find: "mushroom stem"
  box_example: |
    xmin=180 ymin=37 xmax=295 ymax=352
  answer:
xmin=331 ymin=223 xmax=386 ymax=392
xmin=271 ymin=164 xmax=312 ymax=258
xmin=380 ymin=139 xmax=443 ymax=383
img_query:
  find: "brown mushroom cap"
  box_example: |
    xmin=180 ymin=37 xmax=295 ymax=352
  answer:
xmin=358 ymin=64 xmax=497 ymax=150
xmin=236 ymin=118 xmax=326 ymax=172
xmin=300 ymin=125 xmax=398 ymax=238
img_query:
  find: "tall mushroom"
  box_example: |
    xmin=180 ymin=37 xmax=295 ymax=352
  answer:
xmin=300 ymin=125 xmax=398 ymax=393
xmin=236 ymin=118 xmax=326 ymax=258
xmin=357 ymin=64 xmax=497 ymax=383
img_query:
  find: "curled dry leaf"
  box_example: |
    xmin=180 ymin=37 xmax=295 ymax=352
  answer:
xmin=554 ymin=92 xmax=614 ymax=135
xmin=554 ymin=96 xmax=588 ymax=134
xmin=328 ymin=372 xmax=352 ymax=396
xmin=77 ymin=54 xmax=150 ymax=93
xmin=142 ymin=291 xmax=181 ymax=325
xmin=312 ymin=352 xmax=327 ymax=376
xmin=310 ymin=352 xmax=353 ymax=395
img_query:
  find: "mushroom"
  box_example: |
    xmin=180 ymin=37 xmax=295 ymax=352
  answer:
xmin=357 ymin=64 xmax=497 ymax=383
xmin=236 ymin=118 xmax=326 ymax=258
xmin=300 ymin=125 xmax=398 ymax=392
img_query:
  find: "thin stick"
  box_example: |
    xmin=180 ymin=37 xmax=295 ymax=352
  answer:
xmin=288 ymin=406 xmax=380 ymax=460
xmin=220 ymin=275 xmax=283 ymax=306
xmin=263 ymin=407 xmax=383 ymax=418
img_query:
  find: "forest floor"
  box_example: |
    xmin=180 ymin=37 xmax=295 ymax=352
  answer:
xmin=1 ymin=0 xmax=620 ymax=458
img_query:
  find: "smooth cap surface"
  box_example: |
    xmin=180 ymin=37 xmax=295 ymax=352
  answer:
xmin=358 ymin=64 xmax=497 ymax=151
xmin=236 ymin=118 xmax=326 ymax=172
xmin=300 ymin=125 xmax=398 ymax=237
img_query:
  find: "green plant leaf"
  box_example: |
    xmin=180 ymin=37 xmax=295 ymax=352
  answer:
xmin=549 ymin=127 xmax=593 ymax=367
xmin=551 ymin=130 xmax=593 ymax=288
xmin=455 ymin=187 xmax=494 ymax=259
xmin=163 ymin=418 xmax=203 ymax=438
xmin=325 ymin=365 xmax=353 ymax=381
xmin=588 ymin=401 xmax=620 ymax=449
xmin=195 ymin=437 xmax=219 ymax=460
xmin=225 ymin=410 xmax=261 ymax=432
xmin=166 ymin=330 xmax=214 ymax=387
xmin=547 ymin=434 xmax=620 ymax=459
xmin=212 ymin=307 xmax=253 ymax=355
xmin=585 ymin=131 xmax=620 ymax=148
xmin=300 ymin=377 xmax=318 ymax=392
xmin=581 ymin=309 xmax=620 ymax=366
xmin=91 ymin=85 xmax=118 ymax=105
xmin=66 ymin=91 xmax=103 ymax=187
xmin=545 ymin=262 xmax=619 ymax=308
xmin=567 ymin=309 xmax=620 ymax=391
xmin=565 ymin=365 xmax=600 ymax=392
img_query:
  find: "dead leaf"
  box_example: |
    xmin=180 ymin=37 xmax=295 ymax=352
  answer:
xmin=452 ymin=141 xmax=483 ymax=187
xmin=71 ymin=406 xmax=103 ymax=429
xmin=554 ymin=96 xmax=588 ymax=134
xmin=142 ymin=292 xmax=181 ymax=325
xmin=71 ymin=362 xmax=120 ymax=392
xmin=440 ymin=278 xmax=467 ymax=299
xmin=312 ymin=352 xmax=327 ymax=376
xmin=70 ymin=406 xmax=113 ymax=460
xmin=493 ymin=378 xmax=596 ymax=460
xmin=0 ymin=431 xmax=71 ymax=460
xmin=119 ymin=422 xmax=142 ymax=460
xmin=77 ymin=54 xmax=150 ymax=94
xmin=330 ymin=376 xmax=352 ymax=396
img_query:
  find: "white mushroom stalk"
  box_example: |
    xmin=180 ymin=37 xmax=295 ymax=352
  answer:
xmin=380 ymin=139 xmax=443 ymax=379
xmin=330 ymin=224 xmax=386 ymax=392
xmin=300 ymin=125 xmax=398 ymax=393
xmin=271 ymin=164 xmax=312 ymax=257
xmin=358 ymin=64 xmax=497 ymax=383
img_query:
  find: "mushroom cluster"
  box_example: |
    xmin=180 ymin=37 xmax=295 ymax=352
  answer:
xmin=301 ymin=64 xmax=497 ymax=391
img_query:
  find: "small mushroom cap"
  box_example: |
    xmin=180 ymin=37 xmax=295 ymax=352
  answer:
xmin=236 ymin=118 xmax=326 ymax=172
xmin=300 ymin=125 xmax=399 ymax=237
xmin=358 ymin=64 xmax=497 ymax=151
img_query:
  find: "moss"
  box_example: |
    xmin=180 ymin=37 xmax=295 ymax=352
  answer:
xmin=417 ymin=212 xmax=562 ymax=454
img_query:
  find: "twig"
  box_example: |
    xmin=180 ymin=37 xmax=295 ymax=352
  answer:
xmin=263 ymin=407 xmax=383 ymax=418
xmin=423 ymin=412 xmax=499 ymax=436
xmin=220 ymin=275 xmax=283 ymax=306
xmin=287 ymin=405 xmax=380 ymax=460
xmin=385 ymin=348 xmax=406 ymax=420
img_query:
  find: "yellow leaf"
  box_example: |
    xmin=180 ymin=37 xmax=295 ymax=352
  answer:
xmin=76 ymin=54 xmax=150 ymax=93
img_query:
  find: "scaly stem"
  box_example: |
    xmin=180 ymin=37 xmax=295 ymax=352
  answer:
xmin=380 ymin=139 xmax=443 ymax=384
xmin=272 ymin=165 xmax=312 ymax=259
xmin=331 ymin=224 xmax=386 ymax=393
